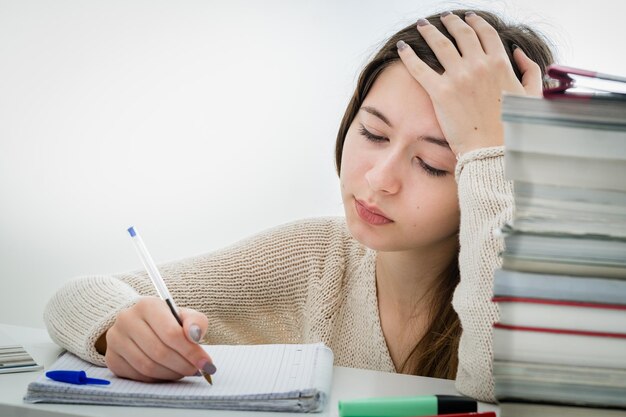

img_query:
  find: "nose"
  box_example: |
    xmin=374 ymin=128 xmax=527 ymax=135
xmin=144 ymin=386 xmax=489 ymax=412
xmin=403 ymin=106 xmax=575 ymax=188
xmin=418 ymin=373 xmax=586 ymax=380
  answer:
xmin=364 ymin=150 xmax=402 ymax=195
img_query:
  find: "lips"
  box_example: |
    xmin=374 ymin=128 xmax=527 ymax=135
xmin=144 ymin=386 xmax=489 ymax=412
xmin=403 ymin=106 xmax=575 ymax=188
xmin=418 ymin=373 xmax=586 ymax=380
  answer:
xmin=354 ymin=199 xmax=392 ymax=225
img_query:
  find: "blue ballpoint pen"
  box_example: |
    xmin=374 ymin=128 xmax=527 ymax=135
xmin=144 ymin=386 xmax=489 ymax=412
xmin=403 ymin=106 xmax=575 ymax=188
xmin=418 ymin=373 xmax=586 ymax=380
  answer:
xmin=127 ymin=226 xmax=213 ymax=385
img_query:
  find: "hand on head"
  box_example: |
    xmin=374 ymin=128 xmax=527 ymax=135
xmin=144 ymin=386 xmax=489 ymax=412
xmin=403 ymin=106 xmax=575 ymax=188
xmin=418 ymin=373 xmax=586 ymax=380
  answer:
xmin=397 ymin=11 xmax=543 ymax=158
xmin=100 ymin=297 xmax=215 ymax=382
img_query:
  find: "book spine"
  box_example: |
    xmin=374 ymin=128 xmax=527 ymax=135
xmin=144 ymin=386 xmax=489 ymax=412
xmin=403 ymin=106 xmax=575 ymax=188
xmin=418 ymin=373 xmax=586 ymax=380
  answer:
xmin=493 ymin=323 xmax=626 ymax=339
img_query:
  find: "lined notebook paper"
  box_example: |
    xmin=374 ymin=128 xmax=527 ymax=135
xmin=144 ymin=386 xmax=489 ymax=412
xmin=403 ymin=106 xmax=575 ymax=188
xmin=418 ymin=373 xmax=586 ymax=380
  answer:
xmin=24 ymin=343 xmax=333 ymax=412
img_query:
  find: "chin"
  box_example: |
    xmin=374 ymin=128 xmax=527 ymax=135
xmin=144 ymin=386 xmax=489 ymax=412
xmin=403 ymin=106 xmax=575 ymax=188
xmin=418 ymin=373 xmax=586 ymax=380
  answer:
xmin=345 ymin=213 xmax=394 ymax=251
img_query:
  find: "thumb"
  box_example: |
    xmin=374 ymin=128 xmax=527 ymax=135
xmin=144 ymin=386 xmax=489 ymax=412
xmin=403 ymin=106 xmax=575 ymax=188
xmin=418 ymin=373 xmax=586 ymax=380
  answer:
xmin=513 ymin=45 xmax=543 ymax=97
xmin=180 ymin=308 xmax=209 ymax=344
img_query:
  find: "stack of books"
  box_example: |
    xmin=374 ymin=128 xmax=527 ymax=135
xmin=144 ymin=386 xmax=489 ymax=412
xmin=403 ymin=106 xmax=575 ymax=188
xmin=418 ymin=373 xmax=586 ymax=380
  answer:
xmin=0 ymin=328 xmax=42 ymax=374
xmin=493 ymin=66 xmax=626 ymax=417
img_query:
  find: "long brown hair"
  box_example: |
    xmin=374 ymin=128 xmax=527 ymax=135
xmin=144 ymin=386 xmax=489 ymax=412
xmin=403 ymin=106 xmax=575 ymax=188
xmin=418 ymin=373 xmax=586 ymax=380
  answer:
xmin=334 ymin=9 xmax=554 ymax=379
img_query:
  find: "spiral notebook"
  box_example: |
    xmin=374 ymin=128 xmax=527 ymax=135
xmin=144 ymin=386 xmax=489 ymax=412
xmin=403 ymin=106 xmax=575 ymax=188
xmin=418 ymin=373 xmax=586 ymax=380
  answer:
xmin=24 ymin=343 xmax=333 ymax=412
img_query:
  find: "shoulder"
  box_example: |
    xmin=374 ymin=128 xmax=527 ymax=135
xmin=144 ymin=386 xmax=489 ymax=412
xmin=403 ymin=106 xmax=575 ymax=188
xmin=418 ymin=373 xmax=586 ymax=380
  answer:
xmin=239 ymin=217 xmax=358 ymax=257
xmin=198 ymin=216 xmax=359 ymax=266
xmin=262 ymin=216 xmax=351 ymax=241
xmin=231 ymin=216 xmax=350 ymax=244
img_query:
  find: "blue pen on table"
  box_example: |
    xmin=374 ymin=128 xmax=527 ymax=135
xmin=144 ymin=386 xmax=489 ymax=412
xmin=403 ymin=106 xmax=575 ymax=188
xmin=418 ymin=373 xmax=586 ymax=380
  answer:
xmin=46 ymin=370 xmax=110 ymax=385
xmin=127 ymin=226 xmax=213 ymax=385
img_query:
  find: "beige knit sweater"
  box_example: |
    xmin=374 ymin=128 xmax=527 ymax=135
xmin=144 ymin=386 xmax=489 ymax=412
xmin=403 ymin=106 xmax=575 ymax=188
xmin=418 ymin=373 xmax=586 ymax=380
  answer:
xmin=44 ymin=147 xmax=510 ymax=403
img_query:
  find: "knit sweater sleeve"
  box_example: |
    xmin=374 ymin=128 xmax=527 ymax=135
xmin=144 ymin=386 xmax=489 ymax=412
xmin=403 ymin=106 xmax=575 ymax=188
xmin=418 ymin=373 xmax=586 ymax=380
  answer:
xmin=452 ymin=146 xmax=511 ymax=403
xmin=44 ymin=218 xmax=348 ymax=367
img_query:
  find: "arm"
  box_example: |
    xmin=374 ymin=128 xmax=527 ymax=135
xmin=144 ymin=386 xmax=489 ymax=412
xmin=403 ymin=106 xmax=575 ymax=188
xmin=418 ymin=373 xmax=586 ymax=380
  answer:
xmin=44 ymin=217 xmax=348 ymax=367
xmin=395 ymin=12 xmax=542 ymax=401
xmin=452 ymin=147 xmax=511 ymax=402
xmin=44 ymin=275 xmax=142 ymax=366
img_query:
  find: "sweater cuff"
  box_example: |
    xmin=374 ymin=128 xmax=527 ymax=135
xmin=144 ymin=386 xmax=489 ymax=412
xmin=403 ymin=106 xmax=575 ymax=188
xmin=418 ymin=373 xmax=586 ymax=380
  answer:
xmin=44 ymin=276 xmax=141 ymax=366
xmin=454 ymin=146 xmax=505 ymax=182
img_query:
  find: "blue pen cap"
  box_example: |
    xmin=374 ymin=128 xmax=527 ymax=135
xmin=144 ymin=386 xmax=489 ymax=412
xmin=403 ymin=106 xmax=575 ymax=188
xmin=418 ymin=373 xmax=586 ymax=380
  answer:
xmin=46 ymin=370 xmax=111 ymax=385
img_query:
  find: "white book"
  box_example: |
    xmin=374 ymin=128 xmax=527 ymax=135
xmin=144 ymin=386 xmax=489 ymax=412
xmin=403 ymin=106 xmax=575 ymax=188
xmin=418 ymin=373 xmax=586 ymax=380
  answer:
xmin=494 ymin=360 xmax=626 ymax=408
xmin=25 ymin=343 xmax=333 ymax=412
xmin=502 ymin=228 xmax=626 ymax=266
xmin=501 ymin=94 xmax=626 ymax=192
xmin=512 ymin=181 xmax=626 ymax=237
xmin=501 ymin=94 xmax=626 ymax=128
xmin=505 ymin=150 xmax=626 ymax=192
xmin=500 ymin=402 xmax=626 ymax=417
xmin=501 ymin=254 xmax=626 ymax=279
xmin=504 ymin=120 xmax=626 ymax=160
xmin=493 ymin=268 xmax=626 ymax=304
xmin=495 ymin=297 xmax=626 ymax=334
xmin=493 ymin=325 xmax=626 ymax=369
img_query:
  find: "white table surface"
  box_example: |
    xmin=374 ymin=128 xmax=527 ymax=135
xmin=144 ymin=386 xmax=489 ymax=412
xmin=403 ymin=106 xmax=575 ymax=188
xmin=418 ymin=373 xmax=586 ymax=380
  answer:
xmin=0 ymin=323 xmax=500 ymax=417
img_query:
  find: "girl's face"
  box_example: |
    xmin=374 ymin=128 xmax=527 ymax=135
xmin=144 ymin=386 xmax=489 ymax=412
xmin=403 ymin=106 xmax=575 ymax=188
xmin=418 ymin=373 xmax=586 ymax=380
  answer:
xmin=340 ymin=62 xmax=460 ymax=253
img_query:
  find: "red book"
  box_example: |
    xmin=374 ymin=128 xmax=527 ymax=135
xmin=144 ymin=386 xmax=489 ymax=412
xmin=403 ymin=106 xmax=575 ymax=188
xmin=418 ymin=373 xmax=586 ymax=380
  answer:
xmin=543 ymin=64 xmax=626 ymax=99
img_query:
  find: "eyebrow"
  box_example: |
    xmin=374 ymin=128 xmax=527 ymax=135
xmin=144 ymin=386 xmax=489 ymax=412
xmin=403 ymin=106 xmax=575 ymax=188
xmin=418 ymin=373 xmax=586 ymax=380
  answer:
xmin=421 ymin=135 xmax=450 ymax=149
xmin=359 ymin=105 xmax=450 ymax=150
xmin=361 ymin=106 xmax=393 ymax=127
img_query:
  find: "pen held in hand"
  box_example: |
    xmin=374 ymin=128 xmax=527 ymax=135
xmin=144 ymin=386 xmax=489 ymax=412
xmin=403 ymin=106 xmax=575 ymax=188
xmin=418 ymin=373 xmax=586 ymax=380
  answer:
xmin=127 ymin=226 xmax=213 ymax=385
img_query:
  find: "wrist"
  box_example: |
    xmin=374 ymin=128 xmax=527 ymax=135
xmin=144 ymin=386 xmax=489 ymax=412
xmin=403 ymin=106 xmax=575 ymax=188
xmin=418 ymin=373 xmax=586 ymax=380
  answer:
xmin=95 ymin=330 xmax=107 ymax=355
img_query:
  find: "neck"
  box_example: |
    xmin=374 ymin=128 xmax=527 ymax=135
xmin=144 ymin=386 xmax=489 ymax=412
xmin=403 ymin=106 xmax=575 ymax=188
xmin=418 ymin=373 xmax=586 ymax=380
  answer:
xmin=375 ymin=240 xmax=458 ymax=319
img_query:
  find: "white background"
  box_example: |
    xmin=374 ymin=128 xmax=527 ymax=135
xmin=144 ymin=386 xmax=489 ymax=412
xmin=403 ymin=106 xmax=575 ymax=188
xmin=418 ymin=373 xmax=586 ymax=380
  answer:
xmin=1 ymin=0 xmax=625 ymax=328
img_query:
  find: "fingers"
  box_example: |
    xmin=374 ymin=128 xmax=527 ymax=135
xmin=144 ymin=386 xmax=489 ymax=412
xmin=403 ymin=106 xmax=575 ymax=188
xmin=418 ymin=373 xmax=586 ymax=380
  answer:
xmin=463 ymin=12 xmax=506 ymax=56
xmin=106 ymin=322 xmax=186 ymax=381
xmin=181 ymin=308 xmax=209 ymax=344
xmin=140 ymin=302 xmax=216 ymax=376
xmin=438 ymin=12 xmax=483 ymax=57
xmin=513 ymin=46 xmax=543 ymax=96
xmin=105 ymin=297 xmax=216 ymax=382
xmin=181 ymin=307 xmax=218 ymax=375
xmin=396 ymin=41 xmax=439 ymax=93
xmin=418 ymin=12 xmax=509 ymax=64
xmin=414 ymin=18 xmax=463 ymax=68
xmin=132 ymin=318 xmax=198 ymax=375
xmin=402 ymin=11 xmax=533 ymax=95
xmin=105 ymin=349 xmax=160 ymax=382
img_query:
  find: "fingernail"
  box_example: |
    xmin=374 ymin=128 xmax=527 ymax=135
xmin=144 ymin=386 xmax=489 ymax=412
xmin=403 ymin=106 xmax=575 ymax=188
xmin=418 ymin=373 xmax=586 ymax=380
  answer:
xmin=440 ymin=11 xmax=452 ymax=18
xmin=417 ymin=18 xmax=429 ymax=27
xmin=193 ymin=370 xmax=202 ymax=377
xmin=189 ymin=324 xmax=201 ymax=343
xmin=396 ymin=40 xmax=407 ymax=51
xmin=465 ymin=11 xmax=476 ymax=17
xmin=512 ymin=43 xmax=520 ymax=51
xmin=204 ymin=362 xmax=217 ymax=375
xmin=197 ymin=358 xmax=217 ymax=375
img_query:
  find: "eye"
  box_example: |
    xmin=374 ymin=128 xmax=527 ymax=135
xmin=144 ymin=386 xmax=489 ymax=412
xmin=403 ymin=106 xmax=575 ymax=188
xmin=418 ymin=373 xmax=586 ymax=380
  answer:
xmin=359 ymin=124 xmax=387 ymax=143
xmin=417 ymin=158 xmax=447 ymax=177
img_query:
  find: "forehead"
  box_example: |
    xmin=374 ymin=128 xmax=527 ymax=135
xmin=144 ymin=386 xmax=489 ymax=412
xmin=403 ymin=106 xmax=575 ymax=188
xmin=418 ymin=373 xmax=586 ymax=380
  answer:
xmin=362 ymin=62 xmax=437 ymax=125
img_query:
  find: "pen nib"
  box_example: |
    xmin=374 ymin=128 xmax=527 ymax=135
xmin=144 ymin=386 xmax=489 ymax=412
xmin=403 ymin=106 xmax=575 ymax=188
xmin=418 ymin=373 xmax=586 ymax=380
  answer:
xmin=202 ymin=371 xmax=213 ymax=385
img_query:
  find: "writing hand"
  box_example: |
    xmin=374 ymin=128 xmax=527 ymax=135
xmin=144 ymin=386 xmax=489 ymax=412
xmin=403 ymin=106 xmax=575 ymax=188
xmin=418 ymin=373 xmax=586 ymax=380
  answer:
xmin=100 ymin=297 xmax=215 ymax=382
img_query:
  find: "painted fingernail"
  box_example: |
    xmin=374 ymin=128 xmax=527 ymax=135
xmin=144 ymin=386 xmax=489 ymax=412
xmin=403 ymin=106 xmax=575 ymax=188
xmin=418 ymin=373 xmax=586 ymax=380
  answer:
xmin=441 ymin=11 xmax=452 ymax=18
xmin=396 ymin=40 xmax=407 ymax=51
xmin=465 ymin=11 xmax=476 ymax=17
xmin=204 ymin=362 xmax=217 ymax=375
xmin=417 ymin=18 xmax=429 ymax=27
xmin=198 ymin=358 xmax=217 ymax=375
xmin=189 ymin=324 xmax=201 ymax=343
xmin=193 ymin=370 xmax=202 ymax=377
